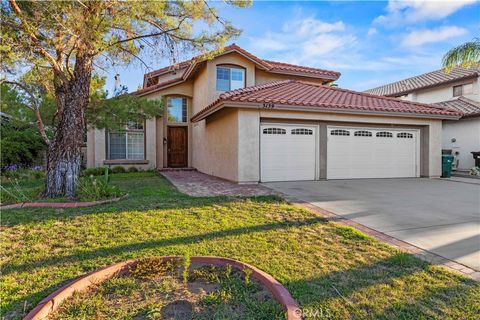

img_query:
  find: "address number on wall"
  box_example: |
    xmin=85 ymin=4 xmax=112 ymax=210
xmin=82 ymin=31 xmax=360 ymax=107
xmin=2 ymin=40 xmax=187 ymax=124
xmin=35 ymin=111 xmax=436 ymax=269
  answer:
xmin=262 ymin=103 xmax=275 ymax=109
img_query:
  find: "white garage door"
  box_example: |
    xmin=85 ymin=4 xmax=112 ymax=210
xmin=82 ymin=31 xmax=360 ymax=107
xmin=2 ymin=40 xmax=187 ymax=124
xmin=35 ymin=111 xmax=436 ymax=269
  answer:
xmin=327 ymin=127 xmax=419 ymax=179
xmin=261 ymin=124 xmax=317 ymax=182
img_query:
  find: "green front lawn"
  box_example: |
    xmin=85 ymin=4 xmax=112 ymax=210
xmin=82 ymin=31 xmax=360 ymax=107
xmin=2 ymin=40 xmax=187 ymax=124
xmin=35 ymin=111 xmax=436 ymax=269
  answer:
xmin=1 ymin=172 xmax=479 ymax=319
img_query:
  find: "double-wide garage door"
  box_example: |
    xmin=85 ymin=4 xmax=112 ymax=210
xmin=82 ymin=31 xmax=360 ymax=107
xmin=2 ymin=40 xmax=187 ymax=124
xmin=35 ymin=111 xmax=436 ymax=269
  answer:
xmin=260 ymin=124 xmax=419 ymax=182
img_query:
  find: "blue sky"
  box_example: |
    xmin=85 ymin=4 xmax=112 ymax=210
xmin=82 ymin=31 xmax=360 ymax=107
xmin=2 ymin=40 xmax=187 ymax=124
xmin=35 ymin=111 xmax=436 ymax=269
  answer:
xmin=104 ymin=0 xmax=480 ymax=94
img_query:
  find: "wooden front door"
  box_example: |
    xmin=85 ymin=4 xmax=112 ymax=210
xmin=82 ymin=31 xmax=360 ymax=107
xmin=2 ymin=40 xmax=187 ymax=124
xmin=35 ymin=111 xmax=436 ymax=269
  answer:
xmin=167 ymin=126 xmax=188 ymax=167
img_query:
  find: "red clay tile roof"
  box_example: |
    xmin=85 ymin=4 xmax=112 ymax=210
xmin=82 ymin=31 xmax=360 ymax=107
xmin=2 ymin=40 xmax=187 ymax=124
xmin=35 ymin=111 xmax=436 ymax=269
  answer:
xmin=434 ymin=96 xmax=480 ymax=118
xmin=191 ymin=80 xmax=461 ymax=122
xmin=136 ymin=44 xmax=340 ymax=96
xmin=365 ymin=67 xmax=480 ymax=97
xmin=264 ymin=60 xmax=340 ymax=78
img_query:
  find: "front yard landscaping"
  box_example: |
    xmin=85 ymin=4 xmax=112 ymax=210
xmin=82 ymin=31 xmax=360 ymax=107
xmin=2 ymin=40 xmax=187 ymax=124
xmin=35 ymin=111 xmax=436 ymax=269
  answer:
xmin=1 ymin=172 xmax=479 ymax=319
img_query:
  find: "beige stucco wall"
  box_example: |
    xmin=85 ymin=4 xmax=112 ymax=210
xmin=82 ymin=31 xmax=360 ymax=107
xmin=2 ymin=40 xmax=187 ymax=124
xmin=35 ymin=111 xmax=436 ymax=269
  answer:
xmin=255 ymin=69 xmax=325 ymax=85
xmin=442 ymin=117 xmax=480 ymax=170
xmin=401 ymin=78 xmax=479 ymax=103
xmin=234 ymin=108 xmax=443 ymax=182
xmin=194 ymin=108 xmax=238 ymax=181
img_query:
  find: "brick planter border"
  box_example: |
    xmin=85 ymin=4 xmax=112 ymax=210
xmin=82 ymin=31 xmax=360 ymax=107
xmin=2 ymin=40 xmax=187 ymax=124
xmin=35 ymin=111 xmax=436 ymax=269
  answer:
xmin=1 ymin=194 xmax=128 ymax=210
xmin=23 ymin=256 xmax=300 ymax=320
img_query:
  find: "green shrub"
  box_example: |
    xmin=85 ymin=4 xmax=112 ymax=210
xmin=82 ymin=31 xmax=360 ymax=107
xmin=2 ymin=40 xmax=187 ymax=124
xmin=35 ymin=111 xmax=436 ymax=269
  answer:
xmin=111 ymin=166 xmax=126 ymax=174
xmin=80 ymin=167 xmax=109 ymax=177
xmin=76 ymin=171 xmax=122 ymax=201
xmin=127 ymin=166 xmax=139 ymax=173
xmin=1 ymin=120 xmax=46 ymax=168
xmin=1 ymin=168 xmax=45 ymax=182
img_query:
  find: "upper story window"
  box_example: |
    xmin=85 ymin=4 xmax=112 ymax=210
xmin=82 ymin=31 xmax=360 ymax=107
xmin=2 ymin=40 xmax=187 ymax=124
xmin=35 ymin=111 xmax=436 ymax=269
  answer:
xmin=216 ymin=66 xmax=245 ymax=91
xmin=453 ymin=83 xmax=473 ymax=97
xmin=167 ymin=97 xmax=187 ymax=123
xmin=108 ymin=120 xmax=145 ymax=160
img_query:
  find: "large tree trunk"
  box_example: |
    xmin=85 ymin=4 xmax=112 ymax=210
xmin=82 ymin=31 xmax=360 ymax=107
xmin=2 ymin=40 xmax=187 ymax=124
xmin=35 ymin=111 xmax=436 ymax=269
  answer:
xmin=44 ymin=55 xmax=92 ymax=198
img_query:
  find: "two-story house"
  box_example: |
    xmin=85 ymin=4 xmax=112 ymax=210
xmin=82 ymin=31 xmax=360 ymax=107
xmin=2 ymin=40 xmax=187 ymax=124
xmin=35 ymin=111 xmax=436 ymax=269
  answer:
xmin=86 ymin=44 xmax=460 ymax=182
xmin=366 ymin=67 xmax=480 ymax=171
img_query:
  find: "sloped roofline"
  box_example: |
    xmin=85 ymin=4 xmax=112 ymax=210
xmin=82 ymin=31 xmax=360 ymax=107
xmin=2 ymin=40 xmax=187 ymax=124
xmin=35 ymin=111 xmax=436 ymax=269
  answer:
xmin=191 ymin=80 xmax=461 ymax=122
xmin=133 ymin=44 xmax=340 ymax=97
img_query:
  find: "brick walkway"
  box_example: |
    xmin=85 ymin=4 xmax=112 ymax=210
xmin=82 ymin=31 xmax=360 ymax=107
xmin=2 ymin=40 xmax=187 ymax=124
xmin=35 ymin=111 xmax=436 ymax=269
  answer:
xmin=160 ymin=170 xmax=275 ymax=197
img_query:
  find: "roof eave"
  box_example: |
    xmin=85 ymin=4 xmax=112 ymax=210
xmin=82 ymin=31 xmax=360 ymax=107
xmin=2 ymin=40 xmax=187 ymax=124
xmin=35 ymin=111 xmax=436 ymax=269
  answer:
xmin=267 ymin=69 xmax=340 ymax=81
xmin=377 ymin=73 xmax=479 ymax=97
xmin=191 ymin=101 xmax=461 ymax=122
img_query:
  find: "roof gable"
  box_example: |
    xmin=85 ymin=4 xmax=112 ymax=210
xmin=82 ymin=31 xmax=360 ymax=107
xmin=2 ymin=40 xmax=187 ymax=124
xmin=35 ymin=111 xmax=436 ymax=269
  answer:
xmin=134 ymin=44 xmax=340 ymax=96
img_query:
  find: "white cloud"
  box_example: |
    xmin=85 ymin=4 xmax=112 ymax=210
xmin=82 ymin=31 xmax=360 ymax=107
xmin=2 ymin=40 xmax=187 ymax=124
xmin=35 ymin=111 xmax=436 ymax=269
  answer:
xmin=250 ymin=35 xmax=288 ymax=51
xmin=249 ymin=17 xmax=355 ymax=60
xmin=286 ymin=18 xmax=345 ymax=36
xmin=401 ymin=26 xmax=468 ymax=47
xmin=375 ymin=0 xmax=478 ymax=24
xmin=367 ymin=28 xmax=377 ymax=36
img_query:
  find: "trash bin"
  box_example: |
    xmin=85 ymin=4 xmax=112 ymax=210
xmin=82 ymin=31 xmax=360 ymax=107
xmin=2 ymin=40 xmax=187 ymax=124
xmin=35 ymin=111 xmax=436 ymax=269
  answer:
xmin=471 ymin=152 xmax=480 ymax=167
xmin=442 ymin=154 xmax=454 ymax=178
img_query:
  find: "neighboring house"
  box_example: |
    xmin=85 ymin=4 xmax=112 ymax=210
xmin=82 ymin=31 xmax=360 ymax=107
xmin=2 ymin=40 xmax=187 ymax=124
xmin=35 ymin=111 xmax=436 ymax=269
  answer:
xmin=87 ymin=44 xmax=460 ymax=182
xmin=366 ymin=67 xmax=480 ymax=170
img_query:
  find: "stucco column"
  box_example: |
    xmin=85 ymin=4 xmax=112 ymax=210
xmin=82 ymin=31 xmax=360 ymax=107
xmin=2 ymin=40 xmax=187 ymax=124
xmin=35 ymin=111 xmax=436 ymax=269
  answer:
xmin=237 ymin=109 xmax=260 ymax=183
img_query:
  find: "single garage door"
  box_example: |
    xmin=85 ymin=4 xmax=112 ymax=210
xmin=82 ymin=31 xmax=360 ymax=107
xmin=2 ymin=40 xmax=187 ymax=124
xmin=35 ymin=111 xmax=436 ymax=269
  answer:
xmin=327 ymin=126 xmax=419 ymax=179
xmin=261 ymin=124 xmax=317 ymax=182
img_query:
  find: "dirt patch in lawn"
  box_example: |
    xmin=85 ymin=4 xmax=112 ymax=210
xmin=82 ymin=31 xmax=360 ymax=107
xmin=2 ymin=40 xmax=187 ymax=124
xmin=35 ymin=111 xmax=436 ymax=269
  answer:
xmin=48 ymin=258 xmax=284 ymax=320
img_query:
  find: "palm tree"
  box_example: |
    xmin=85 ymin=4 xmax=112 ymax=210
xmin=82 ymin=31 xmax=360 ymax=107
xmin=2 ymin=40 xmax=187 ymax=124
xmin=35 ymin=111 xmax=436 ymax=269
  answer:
xmin=442 ymin=38 xmax=480 ymax=71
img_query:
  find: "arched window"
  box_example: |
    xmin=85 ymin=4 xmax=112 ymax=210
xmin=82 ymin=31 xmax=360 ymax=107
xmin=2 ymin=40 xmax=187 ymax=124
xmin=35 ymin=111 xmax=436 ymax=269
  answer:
xmin=263 ymin=128 xmax=286 ymax=135
xmin=330 ymin=129 xmax=350 ymax=136
xmin=354 ymin=130 xmax=373 ymax=137
xmin=291 ymin=128 xmax=313 ymax=135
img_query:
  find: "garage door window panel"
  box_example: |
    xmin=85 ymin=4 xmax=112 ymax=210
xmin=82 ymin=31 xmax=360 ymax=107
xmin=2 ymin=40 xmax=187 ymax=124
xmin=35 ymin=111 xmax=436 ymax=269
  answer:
xmin=291 ymin=128 xmax=313 ymax=135
xmin=397 ymin=132 xmax=413 ymax=138
xmin=376 ymin=131 xmax=393 ymax=138
xmin=354 ymin=130 xmax=373 ymax=137
xmin=263 ymin=128 xmax=286 ymax=135
xmin=331 ymin=129 xmax=350 ymax=136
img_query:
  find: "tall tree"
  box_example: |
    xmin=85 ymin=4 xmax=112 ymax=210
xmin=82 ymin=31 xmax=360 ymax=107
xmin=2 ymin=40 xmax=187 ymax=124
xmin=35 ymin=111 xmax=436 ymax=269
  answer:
xmin=1 ymin=0 xmax=249 ymax=198
xmin=443 ymin=38 xmax=480 ymax=71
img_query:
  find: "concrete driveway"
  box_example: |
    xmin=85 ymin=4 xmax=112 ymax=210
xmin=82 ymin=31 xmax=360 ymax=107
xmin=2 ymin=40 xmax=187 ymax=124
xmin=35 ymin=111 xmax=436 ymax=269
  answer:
xmin=264 ymin=178 xmax=480 ymax=270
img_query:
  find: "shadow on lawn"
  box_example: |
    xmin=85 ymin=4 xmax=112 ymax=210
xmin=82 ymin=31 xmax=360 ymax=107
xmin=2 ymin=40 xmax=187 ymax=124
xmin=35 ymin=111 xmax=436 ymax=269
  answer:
xmin=12 ymin=250 xmax=476 ymax=319
xmin=3 ymin=216 xmax=327 ymax=277
xmin=284 ymin=254 xmax=476 ymax=319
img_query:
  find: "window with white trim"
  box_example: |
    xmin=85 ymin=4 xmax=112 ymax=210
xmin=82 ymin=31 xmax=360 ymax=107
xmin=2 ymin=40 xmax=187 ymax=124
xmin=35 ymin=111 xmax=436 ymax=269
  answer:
xmin=397 ymin=132 xmax=413 ymax=139
xmin=107 ymin=120 xmax=145 ymax=160
xmin=330 ymin=129 xmax=350 ymax=136
xmin=291 ymin=128 xmax=313 ymax=135
xmin=354 ymin=130 xmax=373 ymax=137
xmin=216 ymin=66 xmax=245 ymax=91
xmin=376 ymin=131 xmax=393 ymax=138
xmin=263 ymin=128 xmax=286 ymax=135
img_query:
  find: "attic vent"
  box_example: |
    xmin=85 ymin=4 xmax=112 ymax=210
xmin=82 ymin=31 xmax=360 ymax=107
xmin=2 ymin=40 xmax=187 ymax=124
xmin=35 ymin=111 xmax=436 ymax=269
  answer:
xmin=146 ymin=76 xmax=159 ymax=88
